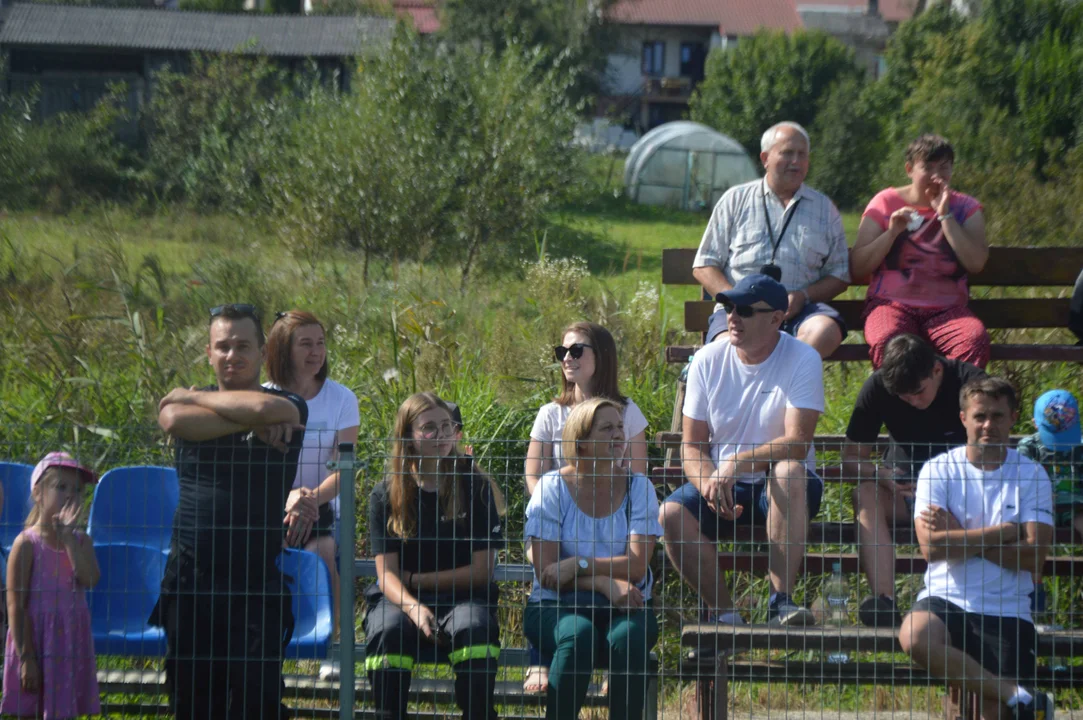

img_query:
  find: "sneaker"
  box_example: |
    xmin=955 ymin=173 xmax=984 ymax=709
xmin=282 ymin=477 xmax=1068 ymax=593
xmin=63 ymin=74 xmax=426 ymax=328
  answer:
xmin=318 ymin=659 xmax=340 ymax=682
xmin=859 ymin=595 xmax=901 ymax=628
xmin=769 ymin=598 xmax=816 ymax=626
xmin=1013 ymin=691 xmax=1054 ymax=720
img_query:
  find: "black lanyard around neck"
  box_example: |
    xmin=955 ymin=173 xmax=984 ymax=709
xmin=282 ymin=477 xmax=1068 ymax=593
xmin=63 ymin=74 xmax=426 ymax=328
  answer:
xmin=762 ymin=184 xmax=802 ymax=264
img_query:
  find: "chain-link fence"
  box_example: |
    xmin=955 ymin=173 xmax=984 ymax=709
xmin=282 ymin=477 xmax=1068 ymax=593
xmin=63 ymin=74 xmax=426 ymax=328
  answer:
xmin=0 ymin=432 xmax=1078 ymax=719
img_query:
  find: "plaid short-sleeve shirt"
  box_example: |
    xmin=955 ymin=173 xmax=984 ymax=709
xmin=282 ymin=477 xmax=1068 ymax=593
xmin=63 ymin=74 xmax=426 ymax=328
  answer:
xmin=693 ymin=179 xmax=850 ymax=292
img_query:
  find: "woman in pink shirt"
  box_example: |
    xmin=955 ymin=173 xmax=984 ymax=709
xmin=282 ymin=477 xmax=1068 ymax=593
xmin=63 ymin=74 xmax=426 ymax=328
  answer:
xmin=851 ymin=135 xmax=990 ymax=368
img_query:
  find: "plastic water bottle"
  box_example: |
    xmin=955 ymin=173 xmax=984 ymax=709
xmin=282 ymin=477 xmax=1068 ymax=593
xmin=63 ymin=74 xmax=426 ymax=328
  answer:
xmin=823 ymin=562 xmax=851 ymax=664
xmin=1034 ymin=581 xmax=1069 ymax=675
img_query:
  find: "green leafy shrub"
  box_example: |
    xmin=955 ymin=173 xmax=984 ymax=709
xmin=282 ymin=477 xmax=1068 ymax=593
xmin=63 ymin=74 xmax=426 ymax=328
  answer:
xmin=690 ymin=29 xmax=860 ymax=156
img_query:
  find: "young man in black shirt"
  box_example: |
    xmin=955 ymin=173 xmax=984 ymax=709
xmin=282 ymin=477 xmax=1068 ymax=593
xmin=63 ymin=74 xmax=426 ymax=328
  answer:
xmin=152 ymin=304 xmax=311 ymax=720
xmin=843 ymin=334 xmax=985 ymax=627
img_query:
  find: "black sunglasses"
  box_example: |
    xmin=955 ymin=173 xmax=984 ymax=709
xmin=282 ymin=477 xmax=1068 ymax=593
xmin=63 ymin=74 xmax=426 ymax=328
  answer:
xmin=209 ymin=303 xmax=261 ymax=321
xmin=554 ymin=343 xmax=593 ymax=362
xmin=722 ymin=302 xmax=777 ymax=318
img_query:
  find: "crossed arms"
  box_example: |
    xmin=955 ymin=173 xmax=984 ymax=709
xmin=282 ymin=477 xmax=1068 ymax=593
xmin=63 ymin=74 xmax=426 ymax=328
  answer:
xmin=915 ymin=505 xmax=1053 ymax=574
xmin=157 ymin=387 xmax=301 ymax=444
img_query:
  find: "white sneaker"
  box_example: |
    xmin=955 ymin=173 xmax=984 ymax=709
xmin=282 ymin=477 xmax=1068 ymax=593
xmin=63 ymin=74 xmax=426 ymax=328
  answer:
xmin=707 ymin=610 xmax=747 ymax=625
xmin=319 ymin=659 xmax=340 ymax=681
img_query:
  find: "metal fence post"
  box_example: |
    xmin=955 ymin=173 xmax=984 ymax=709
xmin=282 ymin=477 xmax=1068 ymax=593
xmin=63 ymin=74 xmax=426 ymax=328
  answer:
xmin=333 ymin=442 xmax=357 ymax=720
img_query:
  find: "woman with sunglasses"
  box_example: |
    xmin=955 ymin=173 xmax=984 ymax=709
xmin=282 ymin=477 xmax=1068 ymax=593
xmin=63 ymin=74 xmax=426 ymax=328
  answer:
xmin=365 ymin=392 xmax=504 ymax=720
xmin=522 ymin=320 xmax=649 ymax=693
xmin=264 ymin=310 xmax=359 ymax=678
xmin=525 ymin=397 xmax=662 ymax=720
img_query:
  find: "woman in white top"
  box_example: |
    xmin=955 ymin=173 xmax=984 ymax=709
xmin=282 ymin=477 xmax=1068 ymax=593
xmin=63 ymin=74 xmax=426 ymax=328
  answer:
xmin=523 ymin=320 xmax=649 ymax=692
xmin=265 ymin=310 xmax=360 ymax=648
xmin=524 ymin=397 xmax=662 ymax=720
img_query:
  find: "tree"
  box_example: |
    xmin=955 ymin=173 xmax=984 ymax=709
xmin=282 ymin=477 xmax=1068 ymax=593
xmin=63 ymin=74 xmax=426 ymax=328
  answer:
xmin=440 ymin=0 xmax=616 ymax=102
xmin=807 ymin=77 xmax=884 ymax=210
xmin=689 ymin=29 xmax=860 ymax=156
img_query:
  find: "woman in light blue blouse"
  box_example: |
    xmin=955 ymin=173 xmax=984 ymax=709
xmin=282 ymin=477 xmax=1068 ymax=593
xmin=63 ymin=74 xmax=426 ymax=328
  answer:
xmin=524 ymin=397 xmax=662 ymax=720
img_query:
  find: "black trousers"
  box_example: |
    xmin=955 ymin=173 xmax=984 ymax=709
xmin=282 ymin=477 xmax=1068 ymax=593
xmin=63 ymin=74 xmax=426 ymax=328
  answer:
xmin=155 ymin=560 xmax=295 ymax=720
xmin=364 ymin=592 xmax=500 ymax=720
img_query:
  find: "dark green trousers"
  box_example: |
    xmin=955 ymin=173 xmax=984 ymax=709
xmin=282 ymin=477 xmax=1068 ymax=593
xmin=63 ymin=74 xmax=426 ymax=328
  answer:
xmin=524 ymin=594 xmax=658 ymax=720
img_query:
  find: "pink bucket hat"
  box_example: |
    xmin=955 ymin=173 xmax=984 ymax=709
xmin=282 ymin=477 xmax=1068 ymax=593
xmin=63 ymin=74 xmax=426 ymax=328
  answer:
xmin=30 ymin=452 xmax=98 ymax=490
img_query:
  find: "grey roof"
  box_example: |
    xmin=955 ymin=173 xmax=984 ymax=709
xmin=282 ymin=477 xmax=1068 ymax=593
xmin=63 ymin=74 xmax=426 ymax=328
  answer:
xmin=0 ymin=3 xmax=394 ymax=57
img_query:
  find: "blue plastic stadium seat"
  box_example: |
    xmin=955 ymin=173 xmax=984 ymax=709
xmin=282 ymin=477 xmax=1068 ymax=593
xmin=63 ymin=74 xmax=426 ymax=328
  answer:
xmin=278 ymin=548 xmax=333 ymax=660
xmin=0 ymin=462 xmax=34 ymax=553
xmin=88 ymin=543 xmax=169 ymax=656
xmin=88 ymin=466 xmax=179 ymax=550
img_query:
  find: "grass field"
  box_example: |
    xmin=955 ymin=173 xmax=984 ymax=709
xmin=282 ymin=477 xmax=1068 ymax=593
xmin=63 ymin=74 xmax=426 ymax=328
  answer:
xmin=2 ymin=176 xmax=1081 ymax=716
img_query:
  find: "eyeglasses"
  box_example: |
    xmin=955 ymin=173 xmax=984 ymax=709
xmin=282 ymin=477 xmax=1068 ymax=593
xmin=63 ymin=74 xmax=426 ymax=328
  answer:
xmin=209 ymin=304 xmax=261 ymax=321
xmin=554 ymin=343 xmax=593 ymax=362
xmin=722 ymin=302 xmax=777 ymax=318
xmin=416 ymin=422 xmax=455 ymax=440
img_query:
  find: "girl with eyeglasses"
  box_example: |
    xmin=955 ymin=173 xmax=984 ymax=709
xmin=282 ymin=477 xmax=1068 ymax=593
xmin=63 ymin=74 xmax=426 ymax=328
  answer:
xmin=264 ymin=309 xmax=360 ymax=679
xmin=522 ymin=321 xmax=648 ymax=694
xmin=364 ymin=392 xmax=505 ymax=720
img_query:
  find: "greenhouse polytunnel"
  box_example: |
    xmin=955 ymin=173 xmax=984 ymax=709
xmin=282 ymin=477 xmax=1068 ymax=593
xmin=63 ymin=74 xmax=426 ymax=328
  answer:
xmin=624 ymin=121 xmax=760 ymax=211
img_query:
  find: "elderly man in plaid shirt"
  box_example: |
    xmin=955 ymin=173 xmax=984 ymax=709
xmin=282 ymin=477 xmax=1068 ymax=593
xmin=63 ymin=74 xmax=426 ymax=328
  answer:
xmin=692 ymin=121 xmax=851 ymax=358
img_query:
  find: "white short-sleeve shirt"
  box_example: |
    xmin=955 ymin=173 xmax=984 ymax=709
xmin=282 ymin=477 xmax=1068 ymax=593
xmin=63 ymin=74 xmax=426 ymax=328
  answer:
xmin=525 ymin=470 xmax=663 ymax=602
xmin=914 ymin=446 xmax=1055 ymax=621
xmin=264 ymin=378 xmax=360 ymax=519
xmin=693 ymin=179 xmax=850 ymax=292
xmin=530 ymin=399 xmax=649 ymax=470
xmin=683 ymin=333 xmax=824 ymax=484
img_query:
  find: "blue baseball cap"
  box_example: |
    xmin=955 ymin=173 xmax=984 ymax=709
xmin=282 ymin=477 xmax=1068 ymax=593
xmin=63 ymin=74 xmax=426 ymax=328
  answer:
xmin=1033 ymin=389 xmax=1081 ymax=452
xmin=717 ymin=274 xmax=789 ymax=313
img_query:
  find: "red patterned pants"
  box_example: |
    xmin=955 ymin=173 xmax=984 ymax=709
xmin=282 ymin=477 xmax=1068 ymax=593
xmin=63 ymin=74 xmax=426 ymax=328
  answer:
xmin=864 ymin=299 xmax=991 ymax=369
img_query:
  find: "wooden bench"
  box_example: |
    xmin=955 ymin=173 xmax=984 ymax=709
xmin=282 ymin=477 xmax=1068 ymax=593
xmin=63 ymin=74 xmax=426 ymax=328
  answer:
xmin=654 ymin=245 xmax=1083 ymax=720
xmin=94 ymin=558 xmax=660 ymax=719
xmin=661 ymin=246 xmax=1083 ymax=363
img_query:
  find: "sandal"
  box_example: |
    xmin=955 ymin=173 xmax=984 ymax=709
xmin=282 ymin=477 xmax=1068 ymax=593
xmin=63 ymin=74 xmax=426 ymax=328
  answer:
xmin=523 ymin=665 xmax=549 ymax=695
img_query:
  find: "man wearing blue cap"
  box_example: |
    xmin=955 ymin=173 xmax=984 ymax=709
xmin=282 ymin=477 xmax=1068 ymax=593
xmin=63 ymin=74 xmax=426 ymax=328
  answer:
xmin=1018 ymin=390 xmax=1083 ymax=542
xmin=660 ymin=273 xmax=825 ymax=625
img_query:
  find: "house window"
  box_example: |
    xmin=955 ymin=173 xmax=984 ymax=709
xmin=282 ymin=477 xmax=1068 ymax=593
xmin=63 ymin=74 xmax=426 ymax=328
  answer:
xmin=680 ymin=42 xmax=706 ymax=82
xmin=642 ymin=41 xmax=665 ymax=75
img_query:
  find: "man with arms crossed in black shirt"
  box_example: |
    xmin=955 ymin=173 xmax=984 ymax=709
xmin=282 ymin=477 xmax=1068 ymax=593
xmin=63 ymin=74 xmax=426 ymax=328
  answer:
xmin=152 ymin=304 xmax=312 ymax=720
xmin=844 ymin=334 xmax=985 ymax=627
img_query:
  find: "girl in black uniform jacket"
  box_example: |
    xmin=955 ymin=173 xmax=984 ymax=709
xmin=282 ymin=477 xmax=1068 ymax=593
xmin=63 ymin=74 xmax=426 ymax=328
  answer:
xmin=365 ymin=392 xmax=505 ymax=720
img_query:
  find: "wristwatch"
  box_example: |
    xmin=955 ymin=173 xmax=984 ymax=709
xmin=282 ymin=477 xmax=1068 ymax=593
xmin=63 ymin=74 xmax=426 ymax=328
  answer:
xmin=577 ymin=557 xmax=589 ymax=574
xmin=937 ymin=213 xmax=952 ymax=223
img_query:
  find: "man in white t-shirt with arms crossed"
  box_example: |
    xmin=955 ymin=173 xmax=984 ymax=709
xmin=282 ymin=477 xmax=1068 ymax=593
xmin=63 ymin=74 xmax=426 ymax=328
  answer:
xmin=660 ymin=273 xmax=825 ymax=625
xmin=901 ymin=376 xmax=1055 ymax=720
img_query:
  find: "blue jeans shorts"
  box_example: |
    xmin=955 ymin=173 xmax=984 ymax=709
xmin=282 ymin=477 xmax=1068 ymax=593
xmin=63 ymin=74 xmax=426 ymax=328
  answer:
xmin=664 ymin=469 xmax=824 ymax=542
xmin=707 ymin=301 xmax=847 ymax=343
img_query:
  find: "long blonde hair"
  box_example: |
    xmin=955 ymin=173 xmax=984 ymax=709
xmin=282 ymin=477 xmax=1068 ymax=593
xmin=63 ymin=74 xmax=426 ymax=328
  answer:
xmin=26 ymin=467 xmax=67 ymax=529
xmin=386 ymin=392 xmax=505 ymax=539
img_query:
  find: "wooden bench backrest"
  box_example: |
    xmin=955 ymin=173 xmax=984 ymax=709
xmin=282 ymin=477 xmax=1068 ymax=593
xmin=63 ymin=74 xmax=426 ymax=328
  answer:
xmin=663 ymin=246 xmax=1083 ymax=334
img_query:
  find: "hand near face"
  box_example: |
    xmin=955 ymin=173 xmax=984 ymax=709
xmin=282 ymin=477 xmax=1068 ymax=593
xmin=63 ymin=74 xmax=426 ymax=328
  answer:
xmin=925 ymin=177 xmax=951 ymax=217
xmin=55 ymin=502 xmax=82 ymax=544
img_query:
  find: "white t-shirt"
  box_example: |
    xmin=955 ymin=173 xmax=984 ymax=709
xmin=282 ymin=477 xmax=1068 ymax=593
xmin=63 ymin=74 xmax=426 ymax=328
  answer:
xmin=525 ymin=470 xmax=664 ymax=602
xmin=683 ymin=333 xmax=824 ymax=484
xmin=915 ymin=446 xmax=1054 ymax=621
xmin=264 ymin=378 xmax=361 ymax=519
xmin=530 ymin=399 xmax=649 ymax=470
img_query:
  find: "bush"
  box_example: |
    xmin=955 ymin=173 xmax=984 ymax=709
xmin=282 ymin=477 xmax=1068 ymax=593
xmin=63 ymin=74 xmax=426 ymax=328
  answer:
xmin=807 ymin=77 xmax=884 ymax=211
xmin=143 ymin=54 xmax=297 ymax=210
xmin=260 ymin=30 xmax=583 ymax=285
xmin=690 ymin=29 xmax=860 ymax=156
xmin=0 ymin=80 xmax=136 ymax=211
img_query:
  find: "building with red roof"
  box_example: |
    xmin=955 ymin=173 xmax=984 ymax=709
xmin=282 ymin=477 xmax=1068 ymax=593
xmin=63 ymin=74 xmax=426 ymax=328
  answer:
xmin=384 ymin=0 xmax=918 ymax=130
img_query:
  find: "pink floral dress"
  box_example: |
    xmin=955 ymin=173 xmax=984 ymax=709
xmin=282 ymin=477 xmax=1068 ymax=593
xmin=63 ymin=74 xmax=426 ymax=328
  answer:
xmin=1 ymin=528 xmax=100 ymax=719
